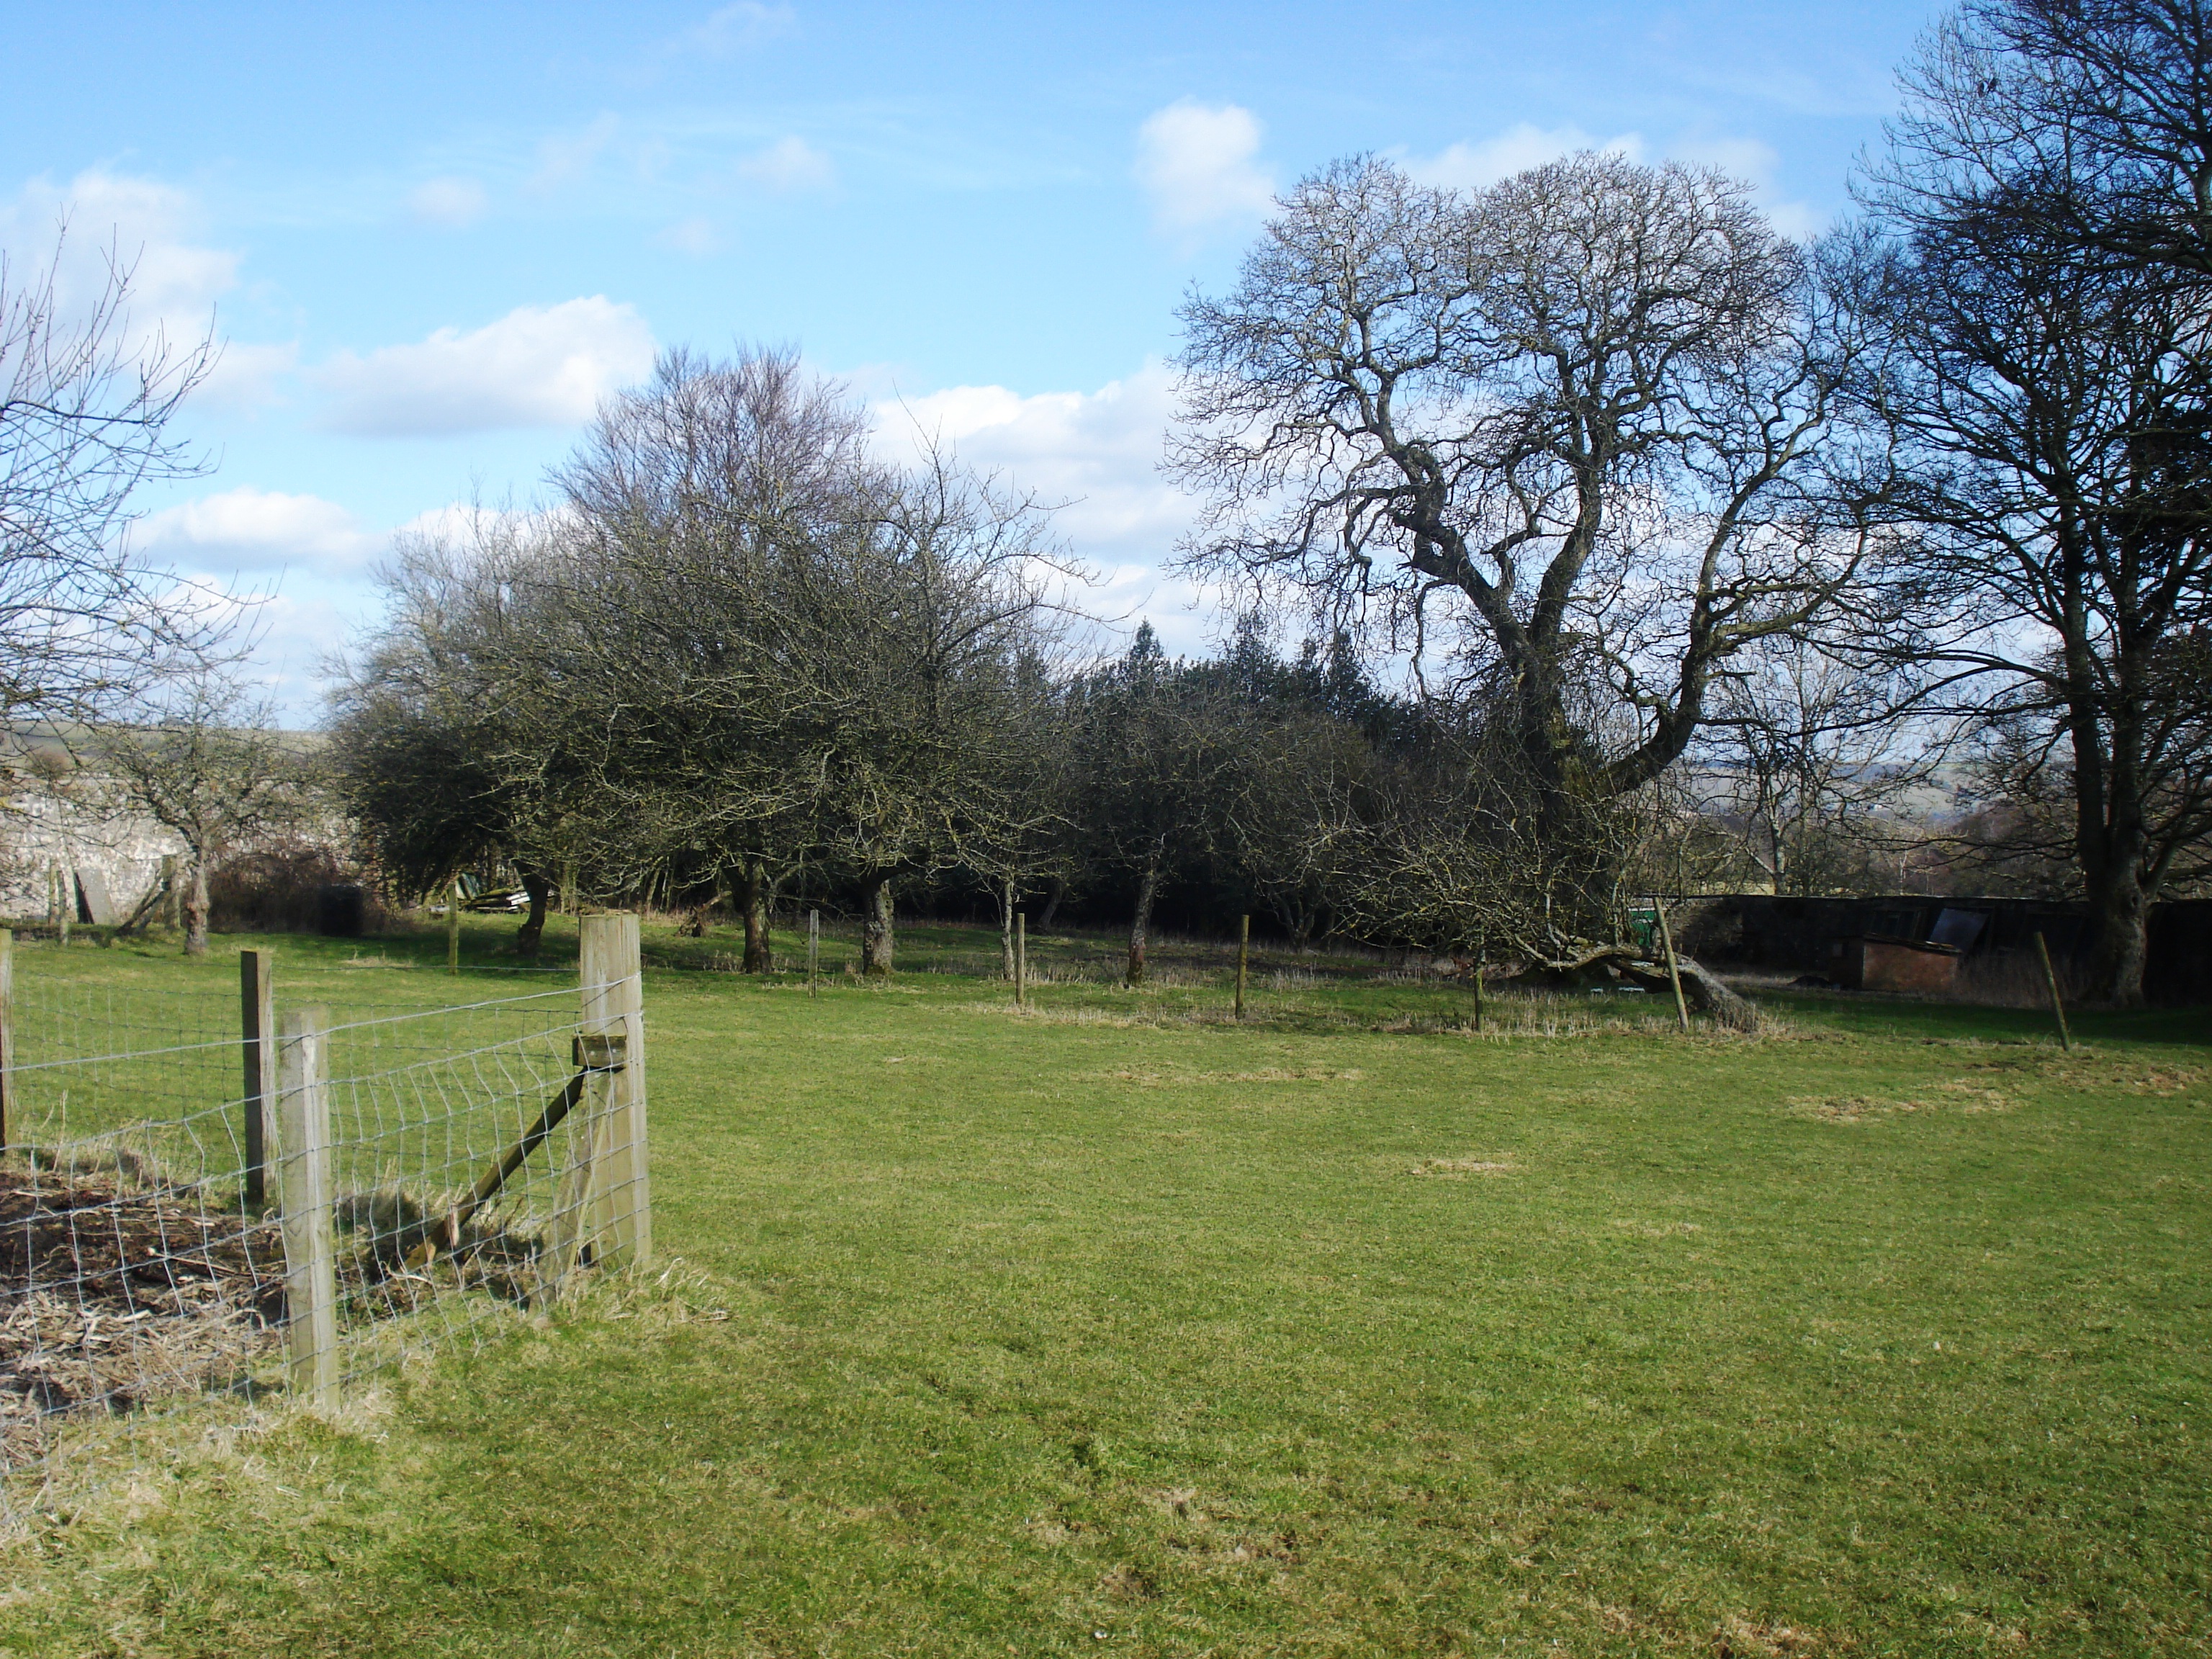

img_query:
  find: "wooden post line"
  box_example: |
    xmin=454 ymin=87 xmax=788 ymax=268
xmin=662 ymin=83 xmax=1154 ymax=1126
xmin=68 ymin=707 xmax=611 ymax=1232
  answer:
xmin=1235 ymin=914 xmax=1249 ymax=1022
xmin=446 ymin=877 xmax=462 ymax=976
xmin=1470 ymin=952 xmax=1484 ymax=1035
xmin=277 ymin=1005 xmax=338 ymax=1408
xmin=808 ymin=908 xmax=819 ymax=999
xmin=2034 ymin=932 xmax=2074 ymax=1052
xmin=240 ymin=950 xmax=276 ymax=1210
xmin=580 ymin=912 xmax=650 ymax=1269
xmin=1015 ymin=912 xmax=1027 ymax=1008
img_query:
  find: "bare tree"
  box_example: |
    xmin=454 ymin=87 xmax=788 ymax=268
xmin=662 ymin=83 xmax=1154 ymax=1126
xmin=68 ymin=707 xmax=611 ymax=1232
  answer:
xmin=1861 ymin=1 xmax=2212 ymax=1002
xmin=94 ymin=675 xmax=318 ymax=955
xmin=1892 ymin=0 xmax=2212 ymax=282
xmin=1 ymin=229 xmax=235 ymax=724
xmin=1696 ymin=637 xmax=1937 ymax=895
xmin=1171 ymin=152 xmax=1895 ymax=897
xmin=327 ymin=508 xmax=577 ymax=954
xmin=1068 ymin=626 xmax=1241 ymax=985
xmin=338 ymin=350 xmax=1069 ymax=975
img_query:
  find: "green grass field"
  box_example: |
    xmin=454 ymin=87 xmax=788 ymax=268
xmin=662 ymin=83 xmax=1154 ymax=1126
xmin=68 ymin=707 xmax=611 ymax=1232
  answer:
xmin=2 ymin=915 xmax=2208 ymax=1657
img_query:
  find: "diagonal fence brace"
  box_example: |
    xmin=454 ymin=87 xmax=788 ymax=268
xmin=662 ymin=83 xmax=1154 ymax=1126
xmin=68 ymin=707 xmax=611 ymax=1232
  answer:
xmin=429 ymin=1031 xmax=627 ymax=1254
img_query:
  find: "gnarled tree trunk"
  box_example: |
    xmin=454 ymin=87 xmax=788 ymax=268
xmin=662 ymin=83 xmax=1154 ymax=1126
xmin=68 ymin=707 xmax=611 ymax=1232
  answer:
xmin=182 ymin=857 xmax=209 ymax=958
xmin=1125 ymin=861 xmax=1161 ymax=986
xmin=743 ymin=858 xmax=770 ymax=973
xmin=862 ymin=878 xmax=895 ymax=976
xmin=516 ymin=868 xmax=551 ymax=957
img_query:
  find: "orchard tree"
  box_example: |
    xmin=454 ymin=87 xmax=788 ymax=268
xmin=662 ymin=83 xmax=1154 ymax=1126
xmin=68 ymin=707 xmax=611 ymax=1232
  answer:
xmin=96 ymin=674 xmax=318 ymax=956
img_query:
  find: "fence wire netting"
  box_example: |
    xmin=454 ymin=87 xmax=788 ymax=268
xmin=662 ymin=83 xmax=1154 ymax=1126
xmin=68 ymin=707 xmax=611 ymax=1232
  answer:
xmin=1 ymin=948 xmax=642 ymax=1521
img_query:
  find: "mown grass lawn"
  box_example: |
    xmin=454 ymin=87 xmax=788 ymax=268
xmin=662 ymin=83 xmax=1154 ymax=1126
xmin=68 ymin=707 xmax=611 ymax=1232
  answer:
xmin=1 ymin=917 xmax=2207 ymax=1657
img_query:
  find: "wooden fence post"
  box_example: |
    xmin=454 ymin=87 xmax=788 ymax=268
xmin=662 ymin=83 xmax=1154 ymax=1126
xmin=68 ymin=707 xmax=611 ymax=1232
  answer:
xmin=278 ymin=1005 xmax=338 ymax=1407
xmin=1235 ymin=914 xmax=1249 ymax=1022
xmin=1654 ymin=902 xmax=1691 ymax=1034
xmin=0 ymin=929 xmax=13 ymax=1153
xmin=57 ymin=868 xmax=69 ymax=949
xmin=538 ymin=1034 xmax=623 ymax=1305
xmin=447 ymin=877 xmax=462 ymax=976
xmin=580 ymin=912 xmax=650 ymax=1268
xmin=240 ymin=950 xmax=275 ymax=1210
xmin=808 ymin=908 xmax=819 ymax=999
xmin=1471 ymin=955 xmax=1485 ymax=1035
xmin=1015 ymin=912 xmax=1027 ymax=1007
xmin=2034 ymin=932 xmax=2074 ymax=1051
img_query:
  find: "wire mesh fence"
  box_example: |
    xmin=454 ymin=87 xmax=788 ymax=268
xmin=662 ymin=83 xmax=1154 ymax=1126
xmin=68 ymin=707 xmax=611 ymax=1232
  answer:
xmin=0 ymin=915 xmax=648 ymax=1522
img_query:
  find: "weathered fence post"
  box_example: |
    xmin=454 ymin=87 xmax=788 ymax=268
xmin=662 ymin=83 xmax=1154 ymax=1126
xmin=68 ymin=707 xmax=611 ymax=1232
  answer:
xmin=446 ymin=877 xmax=462 ymax=976
xmin=580 ymin=912 xmax=650 ymax=1268
xmin=538 ymin=1032 xmax=624 ymax=1305
xmin=1235 ymin=914 xmax=1249 ymax=1022
xmin=1471 ymin=956 xmax=1485 ymax=1035
xmin=1654 ymin=902 xmax=1691 ymax=1034
xmin=278 ymin=1005 xmax=338 ymax=1407
xmin=0 ymin=929 xmax=13 ymax=1152
xmin=240 ymin=950 xmax=275 ymax=1210
xmin=2034 ymin=932 xmax=2074 ymax=1051
xmin=55 ymin=868 xmax=70 ymax=948
xmin=808 ymin=908 xmax=819 ymax=999
xmin=1015 ymin=912 xmax=1028 ymax=1008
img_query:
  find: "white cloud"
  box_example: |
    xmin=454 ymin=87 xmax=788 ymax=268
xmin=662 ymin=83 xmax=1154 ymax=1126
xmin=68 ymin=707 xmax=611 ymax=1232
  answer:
xmin=0 ymin=168 xmax=237 ymax=325
xmin=133 ymin=487 xmax=383 ymax=577
xmin=657 ymin=215 xmax=721 ymax=255
xmin=1 ymin=168 xmax=303 ymax=413
xmin=689 ymin=1 xmax=796 ymax=54
xmin=1406 ymin=124 xmax=1647 ymax=190
xmin=1134 ymin=102 xmax=1273 ymax=235
xmin=1406 ymin=125 xmax=1827 ymax=239
xmin=873 ymin=361 xmax=1233 ymax=655
xmin=408 ymin=175 xmax=487 ymax=228
xmin=528 ymin=114 xmax=620 ymax=195
xmin=878 ymin=362 xmax=1192 ymax=554
xmin=236 ymin=590 xmax=361 ymax=724
xmin=312 ymin=297 xmax=657 ymax=436
xmin=195 ymin=340 xmax=300 ymax=413
xmin=734 ymin=136 xmax=835 ymax=194
xmin=1666 ymin=135 xmax=1826 ymax=239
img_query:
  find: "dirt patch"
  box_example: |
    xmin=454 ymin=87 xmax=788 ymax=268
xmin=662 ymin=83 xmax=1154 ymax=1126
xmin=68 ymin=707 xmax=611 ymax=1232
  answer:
xmin=1099 ymin=1562 xmax=1159 ymax=1600
xmin=0 ymin=1165 xmax=284 ymax=1467
xmin=1788 ymin=1077 xmax=2013 ymax=1123
xmin=1712 ymin=1615 xmax=1847 ymax=1655
xmin=2054 ymin=1061 xmax=2206 ymax=1098
xmin=1080 ymin=1066 xmax=1365 ymax=1089
xmin=1410 ymin=1159 xmax=1516 ymax=1178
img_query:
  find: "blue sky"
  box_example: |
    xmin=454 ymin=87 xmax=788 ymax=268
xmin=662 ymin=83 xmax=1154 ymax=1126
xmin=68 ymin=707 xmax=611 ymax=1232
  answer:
xmin=3 ymin=0 xmax=1943 ymax=716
